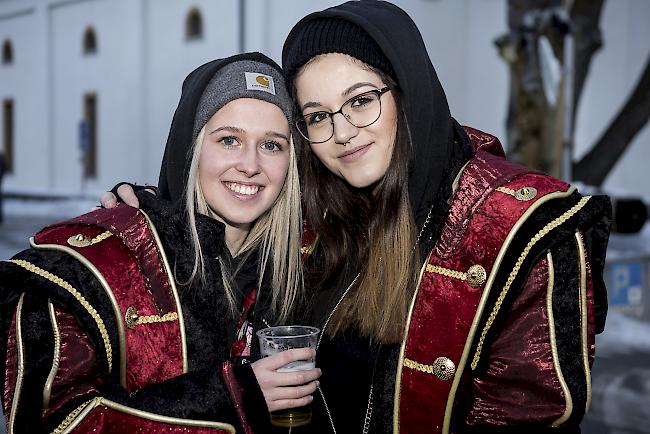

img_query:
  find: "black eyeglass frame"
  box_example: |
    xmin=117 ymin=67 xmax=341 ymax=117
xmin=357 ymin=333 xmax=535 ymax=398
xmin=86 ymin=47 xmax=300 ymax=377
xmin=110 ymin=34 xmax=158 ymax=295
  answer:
xmin=295 ymin=86 xmax=392 ymax=144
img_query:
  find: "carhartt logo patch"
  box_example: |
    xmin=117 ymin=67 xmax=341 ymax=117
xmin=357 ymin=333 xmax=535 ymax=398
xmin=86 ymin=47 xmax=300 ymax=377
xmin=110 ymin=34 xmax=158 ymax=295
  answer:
xmin=245 ymin=72 xmax=276 ymax=95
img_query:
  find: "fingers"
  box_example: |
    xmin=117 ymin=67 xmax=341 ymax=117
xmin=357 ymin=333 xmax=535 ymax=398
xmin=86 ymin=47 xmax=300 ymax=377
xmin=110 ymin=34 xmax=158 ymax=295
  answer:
xmin=267 ymin=393 xmax=315 ymax=413
xmin=257 ymin=348 xmax=316 ymax=371
xmin=117 ymin=184 xmax=140 ymax=208
xmin=257 ymin=366 xmax=321 ymax=389
xmin=100 ymin=192 xmax=117 ymax=209
xmin=265 ymin=380 xmax=319 ymax=402
xmin=251 ymin=349 xmax=322 ymax=412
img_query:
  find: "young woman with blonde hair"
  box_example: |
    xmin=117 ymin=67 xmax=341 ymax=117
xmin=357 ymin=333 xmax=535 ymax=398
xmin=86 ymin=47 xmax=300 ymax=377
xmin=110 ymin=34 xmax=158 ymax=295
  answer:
xmin=0 ymin=52 xmax=318 ymax=433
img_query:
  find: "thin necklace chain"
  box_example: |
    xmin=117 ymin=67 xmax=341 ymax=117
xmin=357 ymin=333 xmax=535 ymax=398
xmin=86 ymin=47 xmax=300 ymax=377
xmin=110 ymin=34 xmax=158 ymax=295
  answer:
xmin=412 ymin=203 xmax=435 ymax=255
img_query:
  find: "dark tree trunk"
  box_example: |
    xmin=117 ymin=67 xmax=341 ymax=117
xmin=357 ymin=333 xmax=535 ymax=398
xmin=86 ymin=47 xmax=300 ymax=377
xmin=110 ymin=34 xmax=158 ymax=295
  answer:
xmin=573 ymin=55 xmax=650 ymax=186
xmin=569 ymin=0 xmax=605 ymax=133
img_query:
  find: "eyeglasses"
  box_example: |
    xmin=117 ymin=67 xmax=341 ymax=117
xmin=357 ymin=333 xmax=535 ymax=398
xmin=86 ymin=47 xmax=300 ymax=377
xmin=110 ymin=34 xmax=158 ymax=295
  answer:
xmin=295 ymin=87 xmax=391 ymax=144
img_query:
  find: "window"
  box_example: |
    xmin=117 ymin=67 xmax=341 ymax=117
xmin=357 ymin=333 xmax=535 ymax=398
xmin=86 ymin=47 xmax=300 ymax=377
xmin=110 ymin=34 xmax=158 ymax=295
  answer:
xmin=82 ymin=27 xmax=97 ymax=55
xmin=2 ymin=39 xmax=13 ymax=65
xmin=185 ymin=8 xmax=203 ymax=40
xmin=2 ymin=99 xmax=13 ymax=174
xmin=82 ymin=94 xmax=97 ymax=178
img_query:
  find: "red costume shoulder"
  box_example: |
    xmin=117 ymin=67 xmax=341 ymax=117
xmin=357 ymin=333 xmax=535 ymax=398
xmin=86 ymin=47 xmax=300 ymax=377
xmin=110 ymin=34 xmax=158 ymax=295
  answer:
xmin=395 ymin=128 xmax=606 ymax=433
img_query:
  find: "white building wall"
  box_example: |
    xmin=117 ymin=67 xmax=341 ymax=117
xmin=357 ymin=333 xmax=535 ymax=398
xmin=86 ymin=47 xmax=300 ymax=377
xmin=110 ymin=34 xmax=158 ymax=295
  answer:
xmin=0 ymin=5 xmax=48 ymax=192
xmin=0 ymin=0 xmax=648 ymax=197
xmin=143 ymin=0 xmax=240 ymax=184
xmin=50 ymin=0 xmax=141 ymax=193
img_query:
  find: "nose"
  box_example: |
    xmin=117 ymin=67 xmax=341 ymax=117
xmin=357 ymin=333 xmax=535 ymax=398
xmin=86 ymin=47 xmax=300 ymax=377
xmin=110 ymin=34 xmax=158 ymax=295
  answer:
xmin=332 ymin=112 xmax=358 ymax=145
xmin=236 ymin=145 xmax=261 ymax=176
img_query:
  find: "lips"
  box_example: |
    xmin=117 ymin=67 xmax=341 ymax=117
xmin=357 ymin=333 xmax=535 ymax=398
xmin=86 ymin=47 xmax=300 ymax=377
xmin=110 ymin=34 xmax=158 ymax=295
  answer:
xmin=223 ymin=182 xmax=262 ymax=196
xmin=338 ymin=143 xmax=372 ymax=161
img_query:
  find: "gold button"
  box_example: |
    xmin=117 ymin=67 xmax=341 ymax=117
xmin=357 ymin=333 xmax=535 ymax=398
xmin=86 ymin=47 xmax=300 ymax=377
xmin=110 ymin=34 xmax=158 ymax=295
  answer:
xmin=514 ymin=187 xmax=537 ymax=201
xmin=67 ymin=233 xmax=92 ymax=247
xmin=466 ymin=264 xmax=486 ymax=288
xmin=125 ymin=306 xmax=139 ymax=329
xmin=433 ymin=357 xmax=456 ymax=381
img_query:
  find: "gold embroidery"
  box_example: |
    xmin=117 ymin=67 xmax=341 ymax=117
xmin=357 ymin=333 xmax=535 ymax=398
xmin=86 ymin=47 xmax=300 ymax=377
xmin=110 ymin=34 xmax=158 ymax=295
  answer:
xmin=496 ymin=186 xmax=538 ymax=201
xmin=404 ymin=357 xmax=434 ymax=374
xmin=426 ymin=264 xmax=466 ymax=280
xmin=404 ymin=357 xmax=456 ymax=381
xmin=51 ymin=399 xmax=93 ymax=434
xmin=301 ymin=245 xmax=314 ymax=255
xmin=8 ymin=259 xmax=113 ymax=372
xmin=125 ymin=305 xmax=178 ymax=329
xmin=496 ymin=186 xmax=516 ymax=195
xmin=426 ymin=264 xmax=486 ymax=288
xmin=67 ymin=231 xmax=113 ymax=248
xmin=29 ymin=239 xmax=127 ymax=388
xmin=470 ymin=196 xmax=591 ymax=370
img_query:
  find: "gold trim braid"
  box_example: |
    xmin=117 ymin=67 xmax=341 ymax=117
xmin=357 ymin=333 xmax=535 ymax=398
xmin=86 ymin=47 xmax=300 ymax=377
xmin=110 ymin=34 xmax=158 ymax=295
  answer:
xmin=426 ymin=264 xmax=466 ymax=281
xmin=52 ymin=399 xmax=94 ymax=434
xmin=403 ymin=357 xmax=435 ymax=375
xmin=8 ymin=259 xmax=113 ymax=372
xmin=575 ymin=232 xmax=592 ymax=413
xmin=89 ymin=231 xmax=113 ymax=245
xmin=393 ymin=251 xmax=432 ymax=433
xmin=440 ymin=187 xmax=577 ymax=434
xmin=43 ymin=301 xmax=62 ymax=414
xmin=29 ymin=238 xmax=127 ymax=388
xmin=547 ymin=253 xmax=573 ymax=426
xmin=139 ymin=209 xmax=189 ymax=373
xmin=470 ymin=196 xmax=591 ymax=370
xmin=125 ymin=306 xmax=178 ymax=329
xmin=8 ymin=293 xmax=25 ymax=434
xmin=53 ymin=397 xmax=236 ymax=434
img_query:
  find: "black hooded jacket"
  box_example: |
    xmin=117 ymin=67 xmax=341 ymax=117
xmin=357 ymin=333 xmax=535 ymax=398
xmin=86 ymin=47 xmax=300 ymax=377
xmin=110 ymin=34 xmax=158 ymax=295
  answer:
xmin=0 ymin=53 xmax=277 ymax=433
xmin=282 ymin=2 xmax=609 ymax=434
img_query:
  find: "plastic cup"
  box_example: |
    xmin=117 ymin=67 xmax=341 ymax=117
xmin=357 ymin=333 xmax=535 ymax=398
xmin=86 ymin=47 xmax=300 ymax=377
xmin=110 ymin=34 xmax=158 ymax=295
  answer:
xmin=256 ymin=325 xmax=320 ymax=427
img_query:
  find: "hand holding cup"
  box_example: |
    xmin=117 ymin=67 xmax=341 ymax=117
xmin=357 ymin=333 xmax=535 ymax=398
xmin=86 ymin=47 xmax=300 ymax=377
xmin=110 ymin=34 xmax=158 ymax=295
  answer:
xmin=254 ymin=326 xmax=320 ymax=427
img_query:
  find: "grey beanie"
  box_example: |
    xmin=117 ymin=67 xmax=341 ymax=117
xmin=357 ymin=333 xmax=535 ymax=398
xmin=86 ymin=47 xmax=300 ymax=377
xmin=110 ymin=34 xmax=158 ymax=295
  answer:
xmin=193 ymin=59 xmax=294 ymax=143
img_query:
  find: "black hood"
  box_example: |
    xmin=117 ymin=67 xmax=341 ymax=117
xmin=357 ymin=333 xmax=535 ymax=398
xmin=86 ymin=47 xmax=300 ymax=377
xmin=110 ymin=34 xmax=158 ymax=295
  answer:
xmin=282 ymin=1 xmax=472 ymax=228
xmin=157 ymin=52 xmax=284 ymax=204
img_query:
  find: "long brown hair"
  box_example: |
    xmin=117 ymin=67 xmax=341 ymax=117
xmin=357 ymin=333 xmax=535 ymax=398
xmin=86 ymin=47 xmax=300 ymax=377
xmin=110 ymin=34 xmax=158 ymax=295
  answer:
xmin=299 ymin=68 xmax=420 ymax=344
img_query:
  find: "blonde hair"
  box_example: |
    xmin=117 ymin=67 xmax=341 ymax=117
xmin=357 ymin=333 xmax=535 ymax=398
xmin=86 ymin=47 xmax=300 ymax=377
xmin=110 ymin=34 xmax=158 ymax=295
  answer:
xmin=184 ymin=126 xmax=303 ymax=322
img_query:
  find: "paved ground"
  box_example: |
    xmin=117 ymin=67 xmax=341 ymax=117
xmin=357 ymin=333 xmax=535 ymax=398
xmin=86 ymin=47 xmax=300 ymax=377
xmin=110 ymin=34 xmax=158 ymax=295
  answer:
xmin=1 ymin=200 xmax=649 ymax=433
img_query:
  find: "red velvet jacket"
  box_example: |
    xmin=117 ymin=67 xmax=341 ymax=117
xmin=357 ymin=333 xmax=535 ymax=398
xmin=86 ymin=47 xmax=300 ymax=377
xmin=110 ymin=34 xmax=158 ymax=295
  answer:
xmin=394 ymin=128 xmax=609 ymax=433
xmin=1 ymin=198 xmax=267 ymax=433
xmin=304 ymin=128 xmax=610 ymax=433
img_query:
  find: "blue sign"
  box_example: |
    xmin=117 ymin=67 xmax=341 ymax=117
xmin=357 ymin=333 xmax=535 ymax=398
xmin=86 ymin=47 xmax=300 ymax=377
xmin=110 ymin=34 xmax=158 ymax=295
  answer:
xmin=609 ymin=262 xmax=644 ymax=306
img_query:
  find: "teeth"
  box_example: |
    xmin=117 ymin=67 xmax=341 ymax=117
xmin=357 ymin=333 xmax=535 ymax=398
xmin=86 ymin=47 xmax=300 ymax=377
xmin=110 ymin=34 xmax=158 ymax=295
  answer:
xmin=225 ymin=182 xmax=259 ymax=196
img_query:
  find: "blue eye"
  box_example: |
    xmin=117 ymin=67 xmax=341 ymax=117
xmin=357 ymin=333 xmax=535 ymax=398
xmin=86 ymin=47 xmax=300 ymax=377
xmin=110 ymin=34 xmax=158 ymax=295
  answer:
xmin=261 ymin=141 xmax=282 ymax=152
xmin=220 ymin=136 xmax=238 ymax=147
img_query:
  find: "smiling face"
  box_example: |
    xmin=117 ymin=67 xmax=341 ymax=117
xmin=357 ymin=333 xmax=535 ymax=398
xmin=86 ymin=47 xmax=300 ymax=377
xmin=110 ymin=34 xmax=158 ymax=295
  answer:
xmin=295 ymin=53 xmax=398 ymax=188
xmin=197 ymin=98 xmax=290 ymax=231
